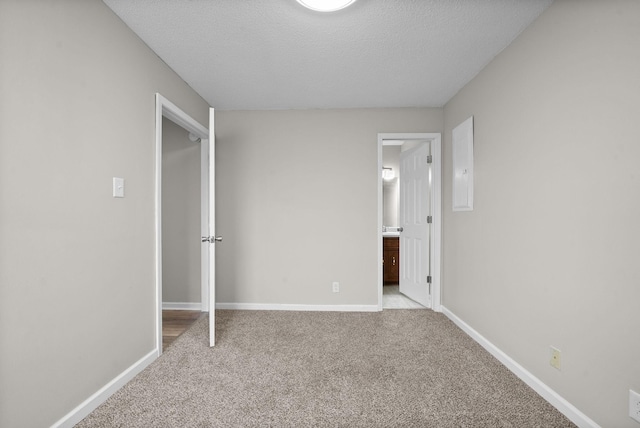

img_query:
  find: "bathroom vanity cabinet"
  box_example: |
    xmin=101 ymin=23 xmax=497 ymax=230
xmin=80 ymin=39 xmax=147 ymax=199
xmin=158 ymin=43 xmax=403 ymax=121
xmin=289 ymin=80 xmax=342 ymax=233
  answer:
xmin=383 ymin=237 xmax=399 ymax=284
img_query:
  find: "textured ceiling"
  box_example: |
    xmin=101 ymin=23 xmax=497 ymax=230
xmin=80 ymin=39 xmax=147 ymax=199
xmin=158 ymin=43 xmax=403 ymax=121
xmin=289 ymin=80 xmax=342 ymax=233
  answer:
xmin=103 ymin=0 xmax=553 ymax=110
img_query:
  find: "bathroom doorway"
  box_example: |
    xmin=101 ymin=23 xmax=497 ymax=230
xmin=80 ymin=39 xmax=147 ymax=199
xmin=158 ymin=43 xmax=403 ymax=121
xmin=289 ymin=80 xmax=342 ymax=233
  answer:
xmin=377 ymin=133 xmax=442 ymax=311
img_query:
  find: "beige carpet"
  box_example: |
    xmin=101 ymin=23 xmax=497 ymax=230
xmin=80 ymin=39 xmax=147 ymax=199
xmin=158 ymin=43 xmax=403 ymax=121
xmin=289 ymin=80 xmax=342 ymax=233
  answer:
xmin=77 ymin=310 xmax=575 ymax=427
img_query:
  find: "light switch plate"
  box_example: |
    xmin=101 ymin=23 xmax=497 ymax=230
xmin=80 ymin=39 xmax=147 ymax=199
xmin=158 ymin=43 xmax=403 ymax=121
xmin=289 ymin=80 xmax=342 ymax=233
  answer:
xmin=113 ymin=177 xmax=124 ymax=198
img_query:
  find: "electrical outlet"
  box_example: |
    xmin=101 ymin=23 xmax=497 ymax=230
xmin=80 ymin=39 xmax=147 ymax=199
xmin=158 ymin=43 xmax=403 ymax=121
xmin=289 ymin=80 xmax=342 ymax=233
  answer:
xmin=332 ymin=282 xmax=339 ymax=293
xmin=630 ymin=389 xmax=640 ymax=423
xmin=549 ymin=346 xmax=561 ymax=370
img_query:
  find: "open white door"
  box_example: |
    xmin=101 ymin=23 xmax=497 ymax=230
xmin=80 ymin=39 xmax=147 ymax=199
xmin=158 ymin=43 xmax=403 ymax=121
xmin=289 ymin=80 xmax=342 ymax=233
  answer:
xmin=399 ymin=142 xmax=431 ymax=307
xmin=206 ymin=107 xmax=217 ymax=347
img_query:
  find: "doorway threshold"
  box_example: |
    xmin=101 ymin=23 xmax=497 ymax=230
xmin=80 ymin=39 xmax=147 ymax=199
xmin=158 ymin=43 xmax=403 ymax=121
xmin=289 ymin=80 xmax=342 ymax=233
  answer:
xmin=382 ymin=285 xmax=427 ymax=309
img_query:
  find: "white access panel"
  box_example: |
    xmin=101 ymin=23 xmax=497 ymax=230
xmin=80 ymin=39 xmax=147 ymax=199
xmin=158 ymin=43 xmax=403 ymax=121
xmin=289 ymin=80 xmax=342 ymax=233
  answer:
xmin=452 ymin=116 xmax=474 ymax=211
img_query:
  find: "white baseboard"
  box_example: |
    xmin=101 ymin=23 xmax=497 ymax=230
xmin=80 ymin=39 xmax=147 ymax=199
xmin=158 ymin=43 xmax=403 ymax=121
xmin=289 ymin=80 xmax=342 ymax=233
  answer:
xmin=51 ymin=349 xmax=157 ymax=428
xmin=441 ymin=306 xmax=600 ymax=428
xmin=216 ymin=302 xmax=379 ymax=312
xmin=162 ymin=301 xmax=203 ymax=311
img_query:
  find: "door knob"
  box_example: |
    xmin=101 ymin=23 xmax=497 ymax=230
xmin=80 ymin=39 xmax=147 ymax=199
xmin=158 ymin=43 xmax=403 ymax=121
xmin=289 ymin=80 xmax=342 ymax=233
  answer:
xmin=201 ymin=236 xmax=223 ymax=243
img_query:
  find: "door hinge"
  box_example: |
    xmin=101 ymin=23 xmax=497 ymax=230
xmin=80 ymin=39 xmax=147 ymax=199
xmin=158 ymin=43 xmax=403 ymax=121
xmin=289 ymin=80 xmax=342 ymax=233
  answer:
xmin=427 ymin=215 xmax=432 ymax=224
xmin=427 ymin=275 xmax=432 ymax=284
xmin=427 ymin=155 xmax=433 ymax=164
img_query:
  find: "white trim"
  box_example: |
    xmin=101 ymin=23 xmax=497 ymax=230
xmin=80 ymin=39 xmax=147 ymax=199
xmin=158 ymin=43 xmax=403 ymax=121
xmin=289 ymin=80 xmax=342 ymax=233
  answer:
xmin=441 ymin=306 xmax=600 ymax=428
xmin=377 ymin=133 xmax=442 ymax=312
xmin=216 ymin=303 xmax=379 ymax=312
xmin=154 ymin=95 xmax=163 ymax=358
xmin=162 ymin=302 xmax=203 ymax=311
xmin=50 ymin=350 xmax=157 ymax=428
xmin=377 ymin=140 xmax=384 ymax=311
xmin=155 ymin=93 xmax=209 ymax=357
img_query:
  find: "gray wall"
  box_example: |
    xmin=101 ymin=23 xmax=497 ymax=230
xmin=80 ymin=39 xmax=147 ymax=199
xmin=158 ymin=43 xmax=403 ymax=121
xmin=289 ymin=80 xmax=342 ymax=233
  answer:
xmin=442 ymin=1 xmax=640 ymax=426
xmin=0 ymin=1 xmax=209 ymax=427
xmin=162 ymin=117 xmax=202 ymax=304
xmin=215 ymin=108 xmax=443 ymax=306
xmin=382 ymin=145 xmax=401 ymax=227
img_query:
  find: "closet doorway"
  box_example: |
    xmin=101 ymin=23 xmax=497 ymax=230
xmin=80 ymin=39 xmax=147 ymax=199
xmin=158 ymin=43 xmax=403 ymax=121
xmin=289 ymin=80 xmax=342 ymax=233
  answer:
xmin=155 ymin=95 xmax=215 ymax=354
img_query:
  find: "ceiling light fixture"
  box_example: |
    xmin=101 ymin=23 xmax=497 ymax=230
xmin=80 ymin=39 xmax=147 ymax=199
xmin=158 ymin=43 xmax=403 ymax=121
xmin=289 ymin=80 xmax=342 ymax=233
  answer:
xmin=296 ymin=0 xmax=357 ymax=12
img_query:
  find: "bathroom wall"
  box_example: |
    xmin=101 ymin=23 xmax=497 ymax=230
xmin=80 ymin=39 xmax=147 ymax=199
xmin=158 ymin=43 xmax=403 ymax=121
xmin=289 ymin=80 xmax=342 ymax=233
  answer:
xmin=382 ymin=145 xmax=401 ymax=227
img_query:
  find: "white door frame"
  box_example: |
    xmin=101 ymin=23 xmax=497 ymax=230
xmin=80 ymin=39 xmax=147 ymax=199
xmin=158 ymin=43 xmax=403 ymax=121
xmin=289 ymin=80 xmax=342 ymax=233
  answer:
xmin=155 ymin=93 xmax=209 ymax=356
xmin=377 ymin=133 xmax=442 ymax=312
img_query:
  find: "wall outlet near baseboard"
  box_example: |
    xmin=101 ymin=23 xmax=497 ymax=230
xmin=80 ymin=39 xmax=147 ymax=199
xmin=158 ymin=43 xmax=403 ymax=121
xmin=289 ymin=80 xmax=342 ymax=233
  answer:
xmin=630 ymin=389 xmax=640 ymax=423
xmin=549 ymin=346 xmax=561 ymax=370
xmin=332 ymin=282 xmax=339 ymax=293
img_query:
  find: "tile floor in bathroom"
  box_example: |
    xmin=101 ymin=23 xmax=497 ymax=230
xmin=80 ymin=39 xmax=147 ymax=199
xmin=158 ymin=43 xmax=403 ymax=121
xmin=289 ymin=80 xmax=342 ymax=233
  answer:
xmin=382 ymin=284 xmax=426 ymax=309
